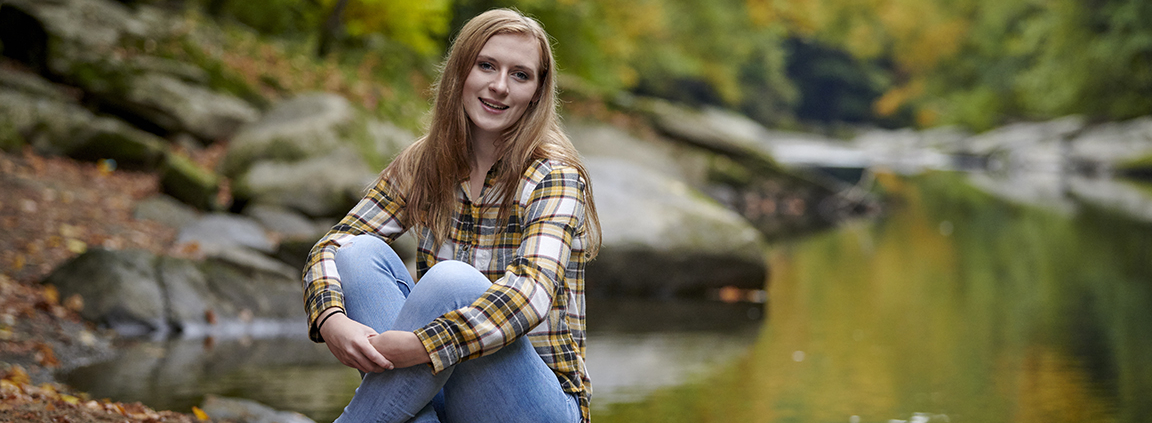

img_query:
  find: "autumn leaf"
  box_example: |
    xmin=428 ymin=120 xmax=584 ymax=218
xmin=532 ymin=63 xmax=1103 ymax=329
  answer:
xmin=42 ymin=285 xmax=59 ymax=305
xmin=192 ymin=406 xmax=210 ymax=421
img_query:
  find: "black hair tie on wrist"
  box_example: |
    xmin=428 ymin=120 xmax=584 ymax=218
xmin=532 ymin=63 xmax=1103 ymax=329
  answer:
xmin=317 ymin=309 xmax=346 ymax=333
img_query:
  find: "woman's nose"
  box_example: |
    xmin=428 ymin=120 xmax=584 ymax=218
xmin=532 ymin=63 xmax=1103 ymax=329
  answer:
xmin=488 ymin=74 xmax=508 ymax=95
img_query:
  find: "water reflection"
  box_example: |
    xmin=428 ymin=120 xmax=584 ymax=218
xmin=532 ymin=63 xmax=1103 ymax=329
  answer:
xmin=594 ymin=173 xmax=1152 ymax=423
xmin=59 ymin=173 xmax=1152 ymax=422
xmin=60 ymin=299 xmax=764 ymax=422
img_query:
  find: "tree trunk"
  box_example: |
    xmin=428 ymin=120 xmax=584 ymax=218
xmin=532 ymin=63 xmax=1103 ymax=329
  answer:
xmin=316 ymin=0 xmax=350 ymax=58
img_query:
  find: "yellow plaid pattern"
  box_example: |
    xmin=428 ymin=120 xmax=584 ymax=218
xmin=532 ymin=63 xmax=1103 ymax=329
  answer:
xmin=302 ymin=159 xmax=592 ymax=422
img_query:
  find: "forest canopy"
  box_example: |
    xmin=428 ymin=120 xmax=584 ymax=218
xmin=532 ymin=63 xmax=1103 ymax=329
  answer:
xmin=207 ymin=0 xmax=1152 ymax=131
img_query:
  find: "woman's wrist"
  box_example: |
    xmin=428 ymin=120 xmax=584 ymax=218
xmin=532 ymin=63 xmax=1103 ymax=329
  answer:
xmin=316 ymin=307 xmax=346 ymax=336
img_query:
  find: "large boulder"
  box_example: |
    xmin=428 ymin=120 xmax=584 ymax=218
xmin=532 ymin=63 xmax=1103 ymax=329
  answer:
xmin=567 ymin=120 xmax=710 ymax=185
xmin=41 ymin=249 xmax=167 ymax=337
xmin=584 ymin=157 xmax=768 ymax=297
xmin=2 ymin=0 xmax=257 ymax=142
xmin=160 ymin=152 xmax=222 ymax=210
xmin=176 ymin=213 xmax=276 ymax=255
xmin=628 ymin=96 xmax=769 ymax=158
xmin=220 ymin=93 xmax=412 ymax=217
xmin=232 ymin=146 xmax=376 ymax=217
xmin=220 ymin=93 xmax=358 ymax=177
xmin=200 ymin=396 xmax=316 ymax=423
xmin=0 ymin=75 xmax=167 ymax=168
xmin=41 ymin=248 xmax=306 ymax=338
xmin=1070 ymin=116 xmax=1152 ymax=174
xmin=113 ymin=72 xmax=260 ymax=141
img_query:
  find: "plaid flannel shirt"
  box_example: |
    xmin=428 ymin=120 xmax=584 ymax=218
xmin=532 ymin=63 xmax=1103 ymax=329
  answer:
xmin=303 ymin=158 xmax=592 ymax=422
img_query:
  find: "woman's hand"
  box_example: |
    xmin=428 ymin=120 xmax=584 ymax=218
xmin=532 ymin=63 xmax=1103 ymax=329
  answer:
xmin=369 ymin=331 xmax=432 ymax=369
xmin=319 ymin=311 xmax=394 ymax=373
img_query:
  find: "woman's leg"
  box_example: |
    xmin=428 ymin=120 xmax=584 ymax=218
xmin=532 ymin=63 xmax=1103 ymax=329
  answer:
xmin=334 ymin=235 xmax=439 ymax=423
xmin=336 ymin=252 xmax=578 ymax=423
xmin=439 ymin=337 xmax=580 ymax=423
xmin=391 ymin=262 xmax=579 ymax=423
xmin=335 ymin=234 xmax=414 ymax=333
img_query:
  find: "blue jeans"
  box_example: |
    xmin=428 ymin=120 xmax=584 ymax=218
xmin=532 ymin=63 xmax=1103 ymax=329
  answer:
xmin=332 ymin=234 xmax=580 ymax=423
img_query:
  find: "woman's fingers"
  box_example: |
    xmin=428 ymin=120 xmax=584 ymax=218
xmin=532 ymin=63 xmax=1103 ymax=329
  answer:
xmin=320 ymin=313 xmax=396 ymax=372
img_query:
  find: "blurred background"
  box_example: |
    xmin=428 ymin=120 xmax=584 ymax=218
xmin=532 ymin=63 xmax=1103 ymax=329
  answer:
xmin=1 ymin=0 xmax=1150 ymax=422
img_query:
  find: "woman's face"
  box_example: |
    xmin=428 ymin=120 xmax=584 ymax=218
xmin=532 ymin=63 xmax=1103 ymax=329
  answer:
xmin=462 ymin=33 xmax=541 ymax=142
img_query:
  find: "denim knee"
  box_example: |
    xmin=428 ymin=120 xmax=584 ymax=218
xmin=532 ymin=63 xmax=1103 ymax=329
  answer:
xmin=418 ymin=261 xmax=491 ymax=300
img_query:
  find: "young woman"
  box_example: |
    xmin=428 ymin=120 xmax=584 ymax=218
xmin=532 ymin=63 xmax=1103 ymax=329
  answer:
xmin=301 ymin=8 xmax=600 ymax=423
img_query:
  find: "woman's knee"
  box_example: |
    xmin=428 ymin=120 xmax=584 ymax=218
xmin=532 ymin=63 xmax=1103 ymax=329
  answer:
xmin=400 ymin=261 xmax=491 ymax=318
xmin=335 ymin=234 xmax=391 ymax=266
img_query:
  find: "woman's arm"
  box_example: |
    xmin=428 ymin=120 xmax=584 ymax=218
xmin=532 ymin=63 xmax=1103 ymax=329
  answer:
xmin=410 ymin=162 xmax=585 ymax=373
xmin=302 ymin=178 xmax=409 ymax=371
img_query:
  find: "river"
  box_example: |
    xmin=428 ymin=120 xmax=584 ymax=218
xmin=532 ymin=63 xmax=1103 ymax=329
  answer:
xmin=62 ymin=173 xmax=1152 ymax=423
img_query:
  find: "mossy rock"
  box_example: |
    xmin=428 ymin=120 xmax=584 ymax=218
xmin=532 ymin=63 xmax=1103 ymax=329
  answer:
xmin=1118 ymin=153 xmax=1152 ymax=175
xmin=161 ymin=152 xmax=222 ymax=211
xmin=0 ymin=119 xmax=25 ymax=153
xmin=67 ymin=117 xmax=168 ymax=169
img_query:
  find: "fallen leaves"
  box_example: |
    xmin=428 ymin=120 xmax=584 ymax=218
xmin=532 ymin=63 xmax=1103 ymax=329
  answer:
xmin=0 ymin=148 xmax=180 ymax=285
xmin=1 ymin=365 xmax=212 ymax=422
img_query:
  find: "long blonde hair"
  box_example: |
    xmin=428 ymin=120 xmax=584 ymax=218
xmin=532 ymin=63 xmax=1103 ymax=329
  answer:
xmin=380 ymin=8 xmax=601 ymax=258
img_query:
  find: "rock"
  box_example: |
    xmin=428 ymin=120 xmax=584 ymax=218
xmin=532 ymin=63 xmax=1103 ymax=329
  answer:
xmin=133 ymin=194 xmax=200 ymax=229
xmin=1071 ymin=116 xmax=1152 ymax=171
xmin=204 ymin=245 xmax=298 ymax=281
xmin=41 ymin=249 xmax=166 ymax=337
xmin=0 ymin=67 xmax=69 ymax=101
xmin=567 ymin=120 xmax=710 ymax=185
xmin=220 ymin=93 xmax=356 ymax=177
xmin=0 ymin=87 xmax=168 ymax=168
xmin=42 ymin=247 xmax=306 ymax=338
xmin=962 ymin=116 xmax=1086 ymax=174
xmin=0 ymin=89 xmax=94 ymax=153
xmin=1068 ymin=176 xmax=1152 ymax=223
xmin=632 ymin=97 xmax=768 ymax=157
xmin=366 ymin=118 xmax=417 ymax=166
xmin=160 ymin=152 xmax=221 ymax=210
xmin=176 ymin=213 xmax=276 ymax=254
xmin=128 ymin=55 xmax=209 ymax=85
xmin=243 ymin=204 xmax=326 ymax=240
xmin=199 ymin=255 xmax=304 ymax=321
xmin=0 ymin=119 xmax=22 ymax=153
xmin=232 ymin=147 xmax=375 ymax=217
xmin=155 ymin=256 xmax=213 ymax=329
xmin=584 ymin=157 xmax=767 ymax=297
xmin=67 ymin=116 xmax=168 ymax=168
xmin=200 ymin=396 xmax=316 ymax=423
xmin=118 ymin=73 xmax=259 ymax=141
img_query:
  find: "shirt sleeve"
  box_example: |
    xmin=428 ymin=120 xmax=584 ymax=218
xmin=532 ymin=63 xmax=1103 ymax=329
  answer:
xmin=413 ymin=164 xmax=585 ymax=373
xmin=302 ymin=177 xmax=409 ymax=342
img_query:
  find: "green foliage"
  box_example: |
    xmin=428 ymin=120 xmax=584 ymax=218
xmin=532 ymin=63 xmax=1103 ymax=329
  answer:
xmin=192 ymin=0 xmax=1152 ymax=131
xmin=336 ymin=0 xmax=453 ymax=56
xmin=210 ymin=0 xmax=322 ymax=36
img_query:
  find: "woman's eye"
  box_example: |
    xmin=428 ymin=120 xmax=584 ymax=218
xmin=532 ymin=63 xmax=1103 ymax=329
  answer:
xmin=513 ymin=71 xmax=529 ymax=81
xmin=479 ymin=62 xmax=494 ymax=71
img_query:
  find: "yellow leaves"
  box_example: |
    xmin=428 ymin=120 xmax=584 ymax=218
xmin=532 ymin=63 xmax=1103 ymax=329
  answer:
xmin=42 ymin=285 xmax=59 ymax=305
xmin=4 ymin=365 xmax=31 ymax=386
xmin=35 ymin=342 xmax=60 ymax=368
xmin=65 ymin=238 xmax=87 ymax=254
xmin=10 ymin=253 xmax=25 ymax=271
xmin=64 ymin=294 xmax=84 ymax=313
xmin=873 ymin=78 xmax=925 ymax=117
xmin=59 ymin=394 xmax=81 ymax=406
xmin=192 ymin=406 xmax=210 ymax=421
xmin=342 ymin=0 xmax=452 ymax=56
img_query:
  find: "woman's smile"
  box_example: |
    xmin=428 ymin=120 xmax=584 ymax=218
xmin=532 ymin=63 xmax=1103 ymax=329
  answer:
xmin=462 ymin=33 xmax=541 ymax=140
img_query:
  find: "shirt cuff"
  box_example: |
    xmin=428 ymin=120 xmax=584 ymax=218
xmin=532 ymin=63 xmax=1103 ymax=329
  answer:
xmin=413 ymin=320 xmax=460 ymax=374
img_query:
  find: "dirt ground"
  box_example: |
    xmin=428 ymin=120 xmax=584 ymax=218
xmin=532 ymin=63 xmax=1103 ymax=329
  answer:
xmin=0 ymin=147 xmax=219 ymax=422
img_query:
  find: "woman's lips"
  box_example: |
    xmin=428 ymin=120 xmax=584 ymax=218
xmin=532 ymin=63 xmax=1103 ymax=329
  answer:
xmin=480 ymin=98 xmax=509 ymax=111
